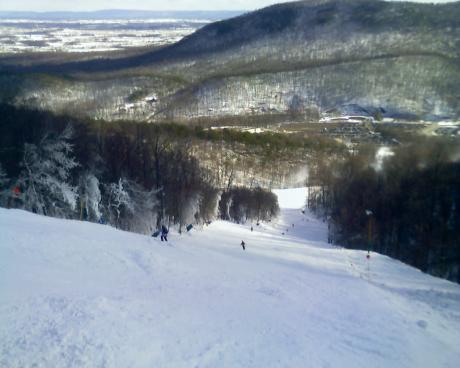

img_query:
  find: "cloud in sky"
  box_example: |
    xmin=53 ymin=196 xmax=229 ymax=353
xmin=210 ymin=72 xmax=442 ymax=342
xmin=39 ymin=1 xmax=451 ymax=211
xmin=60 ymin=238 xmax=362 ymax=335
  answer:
xmin=0 ymin=0 xmax=457 ymax=12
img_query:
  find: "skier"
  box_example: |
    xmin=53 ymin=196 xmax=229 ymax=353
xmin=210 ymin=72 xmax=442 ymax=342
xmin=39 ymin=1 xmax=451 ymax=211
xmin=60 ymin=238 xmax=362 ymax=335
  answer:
xmin=12 ymin=186 xmax=21 ymax=197
xmin=241 ymin=240 xmax=246 ymax=250
xmin=161 ymin=225 xmax=169 ymax=242
xmin=251 ymin=226 xmax=253 ymax=232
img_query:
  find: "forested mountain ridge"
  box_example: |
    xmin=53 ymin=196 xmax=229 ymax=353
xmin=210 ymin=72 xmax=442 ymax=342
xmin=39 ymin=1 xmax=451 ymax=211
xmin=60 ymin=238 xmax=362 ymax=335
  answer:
xmin=1 ymin=2 xmax=460 ymax=282
xmin=1 ymin=0 xmax=459 ymax=121
xmin=159 ymin=0 xmax=460 ymax=62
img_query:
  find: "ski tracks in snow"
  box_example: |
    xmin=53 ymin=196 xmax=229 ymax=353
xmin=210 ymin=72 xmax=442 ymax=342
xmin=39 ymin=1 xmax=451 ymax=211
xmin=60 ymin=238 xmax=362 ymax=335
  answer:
xmin=1 ymin=188 xmax=460 ymax=368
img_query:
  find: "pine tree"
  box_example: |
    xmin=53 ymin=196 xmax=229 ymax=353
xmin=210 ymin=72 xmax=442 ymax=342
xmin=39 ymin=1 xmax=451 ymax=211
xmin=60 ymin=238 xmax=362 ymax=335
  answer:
xmin=19 ymin=125 xmax=79 ymax=217
xmin=78 ymin=172 xmax=102 ymax=221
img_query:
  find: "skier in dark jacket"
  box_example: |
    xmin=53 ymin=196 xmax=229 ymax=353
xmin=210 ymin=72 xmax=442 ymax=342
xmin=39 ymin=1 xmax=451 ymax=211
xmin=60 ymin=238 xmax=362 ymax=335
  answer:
xmin=241 ymin=240 xmax=246 ymax=250
xmin=161 ymin=225 xmax=169 ymax=242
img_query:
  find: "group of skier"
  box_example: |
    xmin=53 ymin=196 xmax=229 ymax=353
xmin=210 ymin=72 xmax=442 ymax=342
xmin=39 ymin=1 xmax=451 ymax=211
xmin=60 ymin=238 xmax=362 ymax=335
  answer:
xmin=151 ymin=211 xmax=371 ymax=259
xmin=152 ymin=223 xmax=248 ymax=251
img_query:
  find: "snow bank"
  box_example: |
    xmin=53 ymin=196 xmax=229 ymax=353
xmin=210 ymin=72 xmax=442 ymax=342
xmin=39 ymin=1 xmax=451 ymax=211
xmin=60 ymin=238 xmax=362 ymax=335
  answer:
xmin=1 ymin=188 xmax=459 ymax=367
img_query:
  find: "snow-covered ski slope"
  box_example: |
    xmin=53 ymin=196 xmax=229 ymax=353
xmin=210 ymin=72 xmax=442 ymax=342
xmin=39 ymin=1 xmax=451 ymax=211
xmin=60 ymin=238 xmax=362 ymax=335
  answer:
xmin=1 ymin=188 xmax=459 ymax=368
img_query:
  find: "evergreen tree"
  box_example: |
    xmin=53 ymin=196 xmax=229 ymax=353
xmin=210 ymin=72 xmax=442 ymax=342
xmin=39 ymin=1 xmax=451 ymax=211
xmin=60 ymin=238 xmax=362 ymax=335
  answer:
xmin=18 ymin=125 xmax=79 ymax=217
xmin=78 ymin=172 xmax=102 ymax=221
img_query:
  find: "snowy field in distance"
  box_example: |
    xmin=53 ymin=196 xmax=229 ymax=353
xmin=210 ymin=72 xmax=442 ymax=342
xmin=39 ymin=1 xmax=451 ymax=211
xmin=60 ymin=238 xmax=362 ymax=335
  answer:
xmin=1 ymin=188 xmax=460 ymax=367
xmin=0 ymin=18 xmax=209 ymax=54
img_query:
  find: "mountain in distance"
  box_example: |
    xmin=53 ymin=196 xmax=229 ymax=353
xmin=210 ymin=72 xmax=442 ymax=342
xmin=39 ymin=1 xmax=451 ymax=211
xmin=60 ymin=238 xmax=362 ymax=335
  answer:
xmin=1 ymin=0 xmax=459 ymax=122
xmin=0 ymin=10 xmax=244 ymax=21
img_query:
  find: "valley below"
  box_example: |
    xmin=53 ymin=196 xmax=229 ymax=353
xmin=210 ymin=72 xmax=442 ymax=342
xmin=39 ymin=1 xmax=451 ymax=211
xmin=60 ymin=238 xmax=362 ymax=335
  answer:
xmin=1 ymin=1 xmax=460 ymax=366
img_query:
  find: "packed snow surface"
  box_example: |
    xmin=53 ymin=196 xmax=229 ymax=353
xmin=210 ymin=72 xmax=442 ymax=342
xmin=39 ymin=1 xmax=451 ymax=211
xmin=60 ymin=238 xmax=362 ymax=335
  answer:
xmin=1 ymin=188 xmax=460 ymax=367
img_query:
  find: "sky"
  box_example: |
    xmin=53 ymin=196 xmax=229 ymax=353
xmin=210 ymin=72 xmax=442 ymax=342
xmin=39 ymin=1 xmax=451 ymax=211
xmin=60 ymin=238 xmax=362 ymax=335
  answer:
xmin=0 ymin=0 xmax=457 ymax=12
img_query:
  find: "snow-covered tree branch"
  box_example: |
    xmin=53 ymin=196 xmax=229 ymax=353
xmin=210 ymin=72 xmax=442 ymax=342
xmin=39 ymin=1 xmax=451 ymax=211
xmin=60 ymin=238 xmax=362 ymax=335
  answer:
xmin=18 ymin=125 xmax=79 ymax=217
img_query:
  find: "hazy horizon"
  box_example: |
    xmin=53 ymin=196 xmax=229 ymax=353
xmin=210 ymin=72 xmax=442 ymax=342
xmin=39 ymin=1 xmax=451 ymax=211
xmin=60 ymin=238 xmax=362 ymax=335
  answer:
xmin=0 ymin=0 xmax=458 ymax=12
